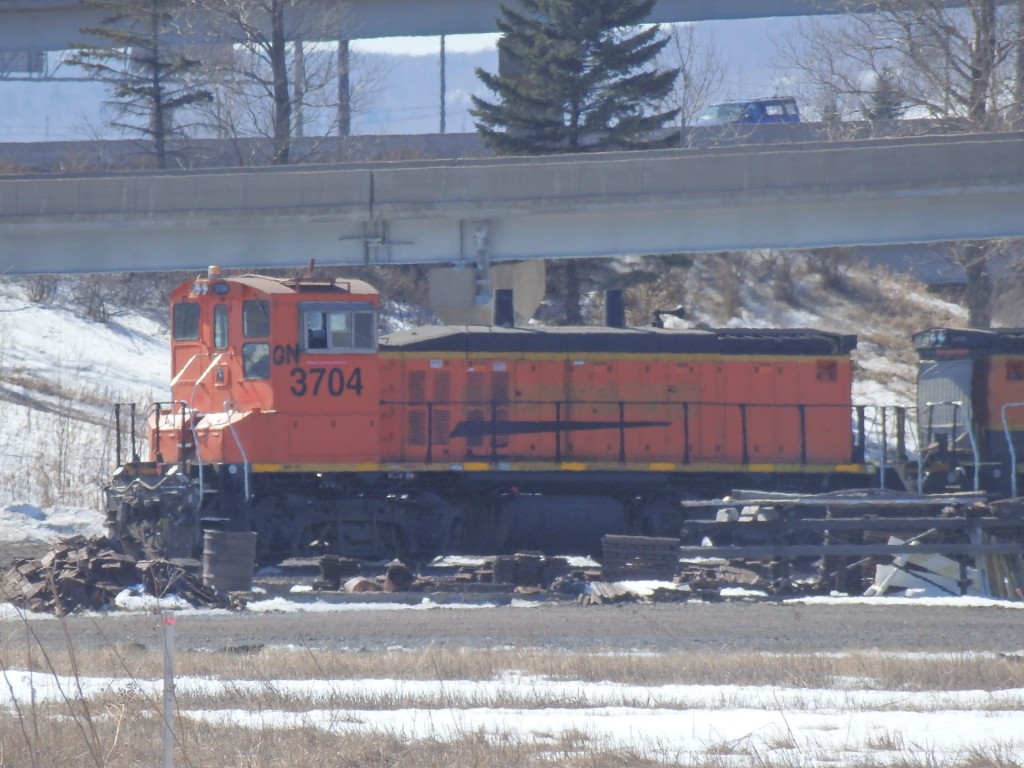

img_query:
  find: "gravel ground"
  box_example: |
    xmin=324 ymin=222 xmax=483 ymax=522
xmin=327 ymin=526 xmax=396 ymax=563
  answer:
xmin=4 ymin=598 xmax=1023 ymax=656
xmin=3 ymin=541 xmax=1023 ymax=657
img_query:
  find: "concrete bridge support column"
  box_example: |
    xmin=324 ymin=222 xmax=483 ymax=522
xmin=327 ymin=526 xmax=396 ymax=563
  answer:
xmin=428 ymin=260 xmax=545 ymax=325
xmin=337 ymin=38 xmax=350 ymax=136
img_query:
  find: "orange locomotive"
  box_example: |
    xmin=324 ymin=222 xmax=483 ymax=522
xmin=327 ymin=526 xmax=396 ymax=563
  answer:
xmin=913 ymin=327 xmax=1024 ymax=496
xmin=106 ymin=267 xmax=876 ymax=562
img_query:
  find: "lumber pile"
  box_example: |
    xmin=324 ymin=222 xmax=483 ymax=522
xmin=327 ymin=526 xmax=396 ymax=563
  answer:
xmin=601 ymin=535 xmax=681 ymax=581
xmin=0 ymin=535 xmax=232 ymax=614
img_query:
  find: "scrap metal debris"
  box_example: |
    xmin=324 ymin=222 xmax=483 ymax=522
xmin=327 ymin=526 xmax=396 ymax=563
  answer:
xmin=0 ymin=535 xmax=234 ymax=614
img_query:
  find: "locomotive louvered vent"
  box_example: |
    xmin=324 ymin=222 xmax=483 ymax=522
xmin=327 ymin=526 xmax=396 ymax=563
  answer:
xmin=495 ymin=407 xmax=509 ymax=448
xmin=466 ymin=409 xmax=485 ymax=447
xmin=408 ymin=370 xmax=426 ymax=403
xmin=491 ymin=371 xmax=510 ymax=403
xmin=433 ymin=370 xmax=451 ymax=403
xmin=465 ymin=371 xmax=486 ymax=402
xmin=408 ymin=410 xmax=426 ymax=446
xmin=432 ymin=409 xmax=451 ymax=445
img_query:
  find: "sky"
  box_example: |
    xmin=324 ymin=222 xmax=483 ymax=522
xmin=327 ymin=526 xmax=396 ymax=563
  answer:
xmin=354 ymin=32 xmax=500 ymax=56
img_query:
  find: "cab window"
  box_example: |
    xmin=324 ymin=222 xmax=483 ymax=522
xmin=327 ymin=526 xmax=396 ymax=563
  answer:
xmin=300 ymin=302 xmax=376 ymax=353
xmin=213 ymin=305 xmax=229 ymax=349
xmin=173 ymin=303 xmax=200 ymax=340
xmin=243 ymin=342 xmax=270 ymax=379
xmin=243 ymin=300 xmax=270 ymax=338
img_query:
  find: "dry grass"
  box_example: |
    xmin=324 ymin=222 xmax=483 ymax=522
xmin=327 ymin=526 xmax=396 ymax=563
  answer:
xmin=3 ymin=636 xmax=1024 ymax=766
xmin=10 ymin=643 xmax=1024 ymax=693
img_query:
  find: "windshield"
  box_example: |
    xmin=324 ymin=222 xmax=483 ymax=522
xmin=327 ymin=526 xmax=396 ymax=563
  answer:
xmin=698 ymin=103 xmax=744 ymax=122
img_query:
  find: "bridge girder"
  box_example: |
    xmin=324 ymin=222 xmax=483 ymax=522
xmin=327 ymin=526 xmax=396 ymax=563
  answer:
xmin=0 ymin=0 xmax=873 ymax=54
xmin=2 ymin=133 xmax=1023 ymax=276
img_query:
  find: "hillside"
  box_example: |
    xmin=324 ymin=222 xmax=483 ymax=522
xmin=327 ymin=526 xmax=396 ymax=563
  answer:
xmin=0 ymin=255 xmax=970 ymax=562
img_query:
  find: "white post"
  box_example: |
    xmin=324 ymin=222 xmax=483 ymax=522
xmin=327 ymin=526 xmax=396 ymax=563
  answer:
xmin=162 ymin=611 xmax=176 ymax=768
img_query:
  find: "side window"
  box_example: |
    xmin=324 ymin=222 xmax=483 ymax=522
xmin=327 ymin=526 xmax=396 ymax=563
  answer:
xmin=243 ymin=342 xmax=270 ymax=379
xmin=243 ymin=300 xmax=270 ymax=338
xmin=213 ymin=305 xmax=229 ymax=349
xmin=328 ymin=311 xmax=352 ymax=348
xmin=300 ymin=302 xmax=376 ymax=353
xmin=173 ymin=303 xmax=200 ymax=341
xmin=354 ymin=311 xmax=375 ymax=349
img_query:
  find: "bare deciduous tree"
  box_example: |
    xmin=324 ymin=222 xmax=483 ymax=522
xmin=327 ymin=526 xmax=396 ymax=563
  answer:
xmin=780 ymin=1 xmax=1017 ymax=129
xmin=779 ymin=0 xmax=1024 ymax=326
xmin=194 ymin=0 xmax=384 ymax=165
xmin=665 ymin=23 xmax=724 ymax=144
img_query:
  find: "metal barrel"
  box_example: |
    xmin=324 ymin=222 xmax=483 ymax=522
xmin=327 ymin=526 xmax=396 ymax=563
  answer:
xmin=202 ymin=530 xmax=257 ymax=591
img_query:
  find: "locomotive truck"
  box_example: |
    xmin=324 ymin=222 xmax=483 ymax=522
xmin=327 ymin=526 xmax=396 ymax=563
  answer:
xmin=104 ymin=267 xmax=1024 ymax=562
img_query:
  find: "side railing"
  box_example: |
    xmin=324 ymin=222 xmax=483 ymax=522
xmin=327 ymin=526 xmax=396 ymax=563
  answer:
xmin=110 ymin=400 xmax=200 ymax=498
xmin=855 ymin=405 xmax=917 ymax=491
xmin=112 ymin=402 xmax=142 ymax=466
xmin=919 ymin=400 xmax=982 ymax=492
xmin=382 ymin=398 xmax=865 ymax=469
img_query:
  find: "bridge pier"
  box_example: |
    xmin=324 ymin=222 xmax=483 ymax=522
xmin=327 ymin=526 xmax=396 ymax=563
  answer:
xmin=428 ymin=260 xmax=545 ymax=325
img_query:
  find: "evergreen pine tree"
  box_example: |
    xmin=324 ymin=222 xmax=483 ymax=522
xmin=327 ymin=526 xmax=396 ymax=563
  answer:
xmin=864 ymin=67 xmax=905 ymax=122
xmin=471 ymin=0 xmax=680 ymax=154
xmin=67 ymin=0 xmax=212 ymax=168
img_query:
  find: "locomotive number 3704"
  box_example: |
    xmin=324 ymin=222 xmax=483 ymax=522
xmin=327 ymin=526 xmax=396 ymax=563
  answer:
xmin=289 ymin=367 xmax=364 ymax=397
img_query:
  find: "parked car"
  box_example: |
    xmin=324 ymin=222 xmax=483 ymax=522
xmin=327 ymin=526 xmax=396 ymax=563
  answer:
xmin=696 ymin=97 xmax=800 ymax=126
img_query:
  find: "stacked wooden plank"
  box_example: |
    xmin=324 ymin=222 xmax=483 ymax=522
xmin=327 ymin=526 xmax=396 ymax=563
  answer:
xmin=0 ymin=535 xmax=232 ymax=614
xmin=601 ymin=535 xmax=681 ymax=581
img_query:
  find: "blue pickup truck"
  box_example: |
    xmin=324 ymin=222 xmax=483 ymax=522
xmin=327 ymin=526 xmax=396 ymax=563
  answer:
xmin=696 ymin=97 xmax=800 ymax=126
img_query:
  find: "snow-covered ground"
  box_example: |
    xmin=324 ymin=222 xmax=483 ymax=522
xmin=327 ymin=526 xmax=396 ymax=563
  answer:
xmin=0 ymin=622 xmax=1022 ymax=765
xmin=0 ymin=281 xmax=168 ymax=523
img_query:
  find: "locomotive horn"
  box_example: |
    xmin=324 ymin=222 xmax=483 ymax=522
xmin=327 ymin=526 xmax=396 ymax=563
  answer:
xmin=652 ymin=305 xmax=686 ymax=328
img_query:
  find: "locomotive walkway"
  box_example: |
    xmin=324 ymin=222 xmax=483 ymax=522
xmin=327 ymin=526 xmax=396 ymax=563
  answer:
xmin=1 ymin=131 xmax=1024 ymax=275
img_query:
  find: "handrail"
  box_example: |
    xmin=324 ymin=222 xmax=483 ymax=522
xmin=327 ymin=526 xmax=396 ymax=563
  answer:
xmin=1001 ymin=402 xmax=1024 ymax=498
xmin=152 ymin=400 xmax=206 ymax=508
xmin=190 ymin=352 xmax=228 ymax=409
xmin=382 ymin=398 xmax=857 ymax=468
xmin=169 ymin=353 xmax=211 ymax=388
xmin=925 ymin=400 xmax=981 ymax=492
xmin=223 ymin=401 xmax=252 ymax=502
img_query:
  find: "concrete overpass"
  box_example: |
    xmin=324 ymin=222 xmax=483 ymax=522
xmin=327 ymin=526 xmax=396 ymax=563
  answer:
xmin=2 ymin=132 xmax=1023 ymax=278
xmin=0 ymin=0 xmax=862 ymax=53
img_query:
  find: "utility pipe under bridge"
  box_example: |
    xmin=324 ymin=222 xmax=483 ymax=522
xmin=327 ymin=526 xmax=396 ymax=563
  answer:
xmin=2 ymin=132 xmax=1024 ymax=320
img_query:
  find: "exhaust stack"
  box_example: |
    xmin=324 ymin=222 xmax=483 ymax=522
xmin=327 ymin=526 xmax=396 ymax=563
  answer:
xmin=494 ymin=288 xmax=514 ymax=328
xmin=605 ymin=289 xmax=626 ymax=328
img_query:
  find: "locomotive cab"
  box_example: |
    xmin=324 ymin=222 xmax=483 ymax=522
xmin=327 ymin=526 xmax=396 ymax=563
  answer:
xmin=162 ymin=267 xmax=382 ymax=469
xmin=106 ymin=267 xmax=385 ymax=559
xmin=914 ymin=327 xmax=1024 ymax=496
